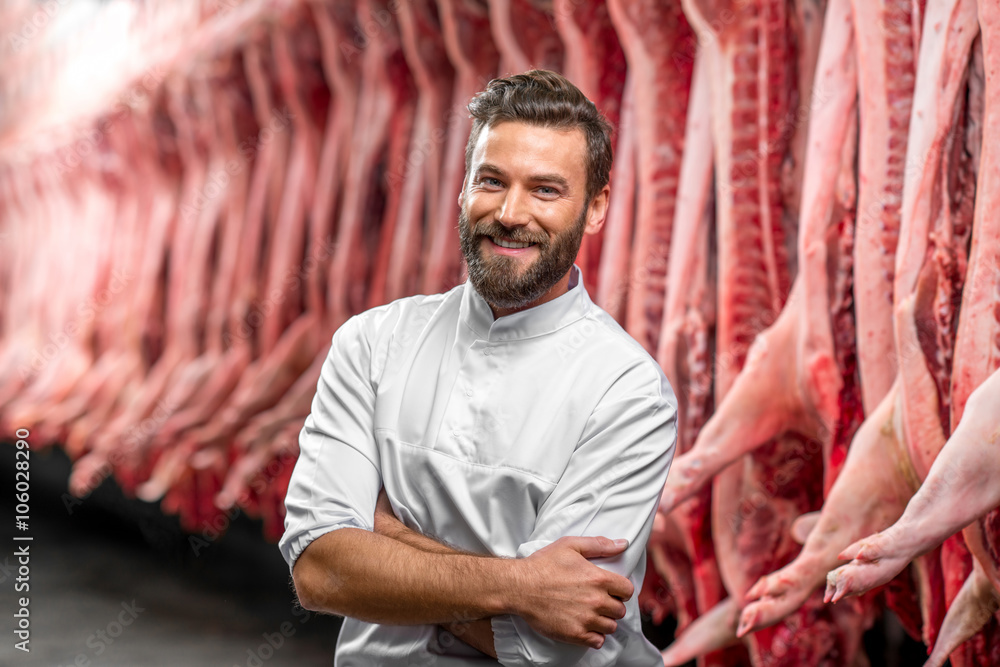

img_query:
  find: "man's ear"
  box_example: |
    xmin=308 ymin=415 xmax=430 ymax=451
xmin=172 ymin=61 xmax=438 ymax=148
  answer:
xmin=458 ymin=177 xmax=468 ymax=208
xmin=584 ymin=184 xmax=611 ymax=236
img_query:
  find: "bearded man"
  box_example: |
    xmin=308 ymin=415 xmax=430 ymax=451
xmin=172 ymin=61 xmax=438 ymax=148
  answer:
xmin=280 ymin=69 xmax=677 ymax=666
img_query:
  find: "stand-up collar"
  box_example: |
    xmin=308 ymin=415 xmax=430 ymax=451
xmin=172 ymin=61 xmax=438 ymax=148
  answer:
xmin=460 ymin=265 xmax=591 ymax=341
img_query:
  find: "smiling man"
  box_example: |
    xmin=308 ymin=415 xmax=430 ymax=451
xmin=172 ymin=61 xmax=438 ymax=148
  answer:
xmin=280 ymin=70 xmax=677 ymax=666
xmin=460 ymin=120 xmax=595 ymax=316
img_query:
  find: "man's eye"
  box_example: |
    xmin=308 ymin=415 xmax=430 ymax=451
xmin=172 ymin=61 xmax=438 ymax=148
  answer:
xmin=537 ymin=186 xmax=558 ymax=195
xmin=480 ymin=177 xmax=503 ymax=187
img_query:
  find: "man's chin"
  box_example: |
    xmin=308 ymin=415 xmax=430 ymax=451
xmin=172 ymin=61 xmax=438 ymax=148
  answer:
xmin=478 ymin=253 xmax=535 ymax=278
xmin=471 ymin=274 xmax=547 ymax=311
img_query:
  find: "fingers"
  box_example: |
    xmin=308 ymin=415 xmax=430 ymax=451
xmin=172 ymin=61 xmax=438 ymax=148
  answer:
xmin=565 ymin=535 xmax=630 ymax=559
xmin=588 ymin=615 xmax=619 ymax=637
xmin=544 ymin=611 xmax=621 ymax=649
xmin=558 ymin=535 xmax=635 ymax=600
xmin=522 ymin=535 xmax=637 ymax=648
xmin=582 ymin=631 xmax=607 ymax=650
xmin=552 ymin=616 xmax=618 ymax=649
xmin=596 ymin=596 xmax=627 ymax=621
xmin=607 ymin=574 xmax=635 ymax=602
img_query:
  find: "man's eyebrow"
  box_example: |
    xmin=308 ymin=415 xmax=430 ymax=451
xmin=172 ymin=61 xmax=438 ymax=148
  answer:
xmin=530 ymin=173 xmax=570 ymax=189
xmin=475 ymin=163 xmax=507 ymax=178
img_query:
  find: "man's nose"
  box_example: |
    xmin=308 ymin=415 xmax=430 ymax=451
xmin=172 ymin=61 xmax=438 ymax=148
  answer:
xmin=497 ymin=186 xmax=531 ymax=227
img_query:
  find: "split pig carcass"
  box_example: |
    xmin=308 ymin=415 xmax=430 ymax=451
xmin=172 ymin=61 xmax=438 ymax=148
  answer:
xmin=3 ymin=0 xmax=1000 ymax=664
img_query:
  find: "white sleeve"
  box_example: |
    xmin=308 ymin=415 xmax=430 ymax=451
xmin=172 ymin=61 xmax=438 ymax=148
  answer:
xmin=491 ymin=361 xmax=677 ymax=667
xmin=278 ymin=315 xmax=382 ymax=572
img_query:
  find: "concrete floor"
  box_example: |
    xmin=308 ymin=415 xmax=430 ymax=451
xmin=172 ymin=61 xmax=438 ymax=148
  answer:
xmin=0 ymin=446 xmax=341 ymax=666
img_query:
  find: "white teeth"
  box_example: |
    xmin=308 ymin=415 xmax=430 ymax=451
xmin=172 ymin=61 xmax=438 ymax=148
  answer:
xmin=493 ymin=237 xmax=533 ymax=249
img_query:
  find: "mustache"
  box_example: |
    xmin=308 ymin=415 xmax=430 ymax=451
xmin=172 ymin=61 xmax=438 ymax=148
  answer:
xmin=472 ymin=221 xmax=548 ymax=246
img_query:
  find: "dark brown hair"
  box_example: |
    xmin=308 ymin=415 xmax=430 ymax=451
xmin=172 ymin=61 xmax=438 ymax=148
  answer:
xmin=465 ymin=70 xmax=613 ymax=202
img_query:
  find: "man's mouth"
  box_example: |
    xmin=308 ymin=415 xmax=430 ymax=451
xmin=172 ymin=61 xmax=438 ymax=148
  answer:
xmin=490 ymin=236 xmax=535 ymax=249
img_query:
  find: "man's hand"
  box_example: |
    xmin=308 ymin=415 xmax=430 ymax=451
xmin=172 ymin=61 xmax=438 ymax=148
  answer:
xmin=367 ymin=489 xmax=631 ymax=651
xmin=512 ymin=536 xmax=633 ymax=649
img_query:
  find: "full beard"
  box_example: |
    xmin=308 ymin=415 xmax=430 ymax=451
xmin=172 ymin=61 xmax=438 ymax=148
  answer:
xmin=459 ymin=206 xmax=587 ymax=311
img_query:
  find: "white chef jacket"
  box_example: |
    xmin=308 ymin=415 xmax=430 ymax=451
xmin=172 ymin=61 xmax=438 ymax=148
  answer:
xmin=279 ymin=266 xmax=677 ymax=666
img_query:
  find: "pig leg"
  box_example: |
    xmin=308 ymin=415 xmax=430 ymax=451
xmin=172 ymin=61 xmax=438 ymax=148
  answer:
xmin=737 ymin=384 xmax=916 ymax=634
xmin=661 ymin=596 xmax=742 ymax=666
xmin=825 ymin=367 xmax=1000 ymax=602
xmin=925 ymin=561 xmax=1000 ymax=667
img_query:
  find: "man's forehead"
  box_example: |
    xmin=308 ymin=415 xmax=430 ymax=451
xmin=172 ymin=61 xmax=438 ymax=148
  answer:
xmin=470 ymin=121 xmax=587 ymax=182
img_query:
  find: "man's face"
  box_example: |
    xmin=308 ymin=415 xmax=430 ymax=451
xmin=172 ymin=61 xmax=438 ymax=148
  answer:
xmin=459 ymin=121 xmax=607 ymax=315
